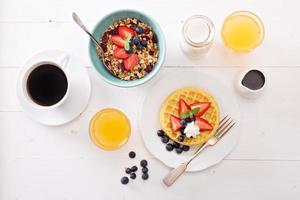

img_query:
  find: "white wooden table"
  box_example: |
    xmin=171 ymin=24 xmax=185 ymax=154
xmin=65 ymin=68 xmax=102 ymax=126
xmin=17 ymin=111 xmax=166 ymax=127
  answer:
xmin=1 ymin=0 xmax=300 ymax=199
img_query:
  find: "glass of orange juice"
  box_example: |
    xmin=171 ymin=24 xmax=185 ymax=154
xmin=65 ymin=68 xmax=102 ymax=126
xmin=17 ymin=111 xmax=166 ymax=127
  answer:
xmin=89 ymin=108 xmax=131 ymax=150
xmin=221 ymin=11 xmax=264 ymax=52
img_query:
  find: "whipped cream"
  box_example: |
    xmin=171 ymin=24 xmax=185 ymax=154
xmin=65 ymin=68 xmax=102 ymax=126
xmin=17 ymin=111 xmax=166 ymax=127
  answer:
xmin=184 ymin=121 xmax=200 ymax=138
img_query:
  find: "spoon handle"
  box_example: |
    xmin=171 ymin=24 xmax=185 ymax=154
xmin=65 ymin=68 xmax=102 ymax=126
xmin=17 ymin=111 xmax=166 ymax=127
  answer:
xmin=72 ymin=12 xmax=101 ymax=49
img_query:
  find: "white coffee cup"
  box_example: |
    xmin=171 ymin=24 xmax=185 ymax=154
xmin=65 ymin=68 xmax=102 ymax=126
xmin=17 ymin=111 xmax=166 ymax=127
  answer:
xmin=21 ymin=54 xmax=70 ymax=109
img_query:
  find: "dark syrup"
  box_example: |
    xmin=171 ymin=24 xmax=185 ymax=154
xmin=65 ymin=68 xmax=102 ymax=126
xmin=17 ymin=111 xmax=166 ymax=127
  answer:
xmin=241 ymin=70 xmax=265 ymax=90
xmin=26 ymin=64 xmax=68 ymax=106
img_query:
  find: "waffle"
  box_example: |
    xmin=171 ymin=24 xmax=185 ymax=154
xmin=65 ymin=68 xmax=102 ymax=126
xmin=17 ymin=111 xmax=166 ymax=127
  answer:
xmin=159 ymin=87 xmax=220 ymax=146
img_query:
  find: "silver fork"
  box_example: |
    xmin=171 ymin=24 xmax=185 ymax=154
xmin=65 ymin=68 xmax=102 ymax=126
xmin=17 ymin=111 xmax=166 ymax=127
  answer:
xmin=163 ymin=116 xmax=235 ymax=187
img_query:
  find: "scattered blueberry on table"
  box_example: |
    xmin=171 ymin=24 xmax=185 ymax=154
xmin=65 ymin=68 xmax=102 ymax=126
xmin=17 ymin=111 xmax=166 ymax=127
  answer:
xmin=120 ymin=152 xmax=150 ymax=185
xmin=129 ymin=151 xmax=136 ymax=158
xmin=121 ymin=176 xmax=129 ymax=184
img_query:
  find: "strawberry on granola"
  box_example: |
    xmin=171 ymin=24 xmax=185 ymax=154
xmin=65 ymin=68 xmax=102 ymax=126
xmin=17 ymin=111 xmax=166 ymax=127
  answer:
xmin=98 ymin=18 xmax=159 ymax=80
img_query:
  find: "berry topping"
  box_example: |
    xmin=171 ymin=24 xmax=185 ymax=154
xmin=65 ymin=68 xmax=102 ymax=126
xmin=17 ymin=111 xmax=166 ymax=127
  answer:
xmin=132 ymin=36 xmax=140 ymax=45
xmin=119 ymin=26 xmax=135 ymax=39
xmin=121 ymin=176 xmax=129 ymax=184
xmin=180 ymin=119 xmax=187 ymax=127
xmin=142 ymin=167 xmax=148 ymax=174
xmin=124 ymin=53 xmax=139 ymax=71
xmin=109 ymin=28 xmax=119 ymax=35
xmin=113 ymin=47 xmax=130 ymax=59
xmin=111 ymin=35 xmax=126 ymax=47
xmin=195 ymin=117 xmax=213 ymax=131
xmin=129 ymin=151 xmax=136 ymax=159
xmin=176 ymin=147 xmax=183 ymax=154
xmin=130 ymin=173 xmax=136 ymax=179
xmin=161 ymin=135 xmax=169 ymax=143
xmin=170 ymin=115 xmax=182 ymax=132
xmin=140 ymin=40 xmax=147 ymax=47
xmin=166 ymin=143 xmax=174 ymax=151
xmin=136 ymin=44 xmax=143 ymax=50
xmin=173 ymin=142 xmax=180 ymax=149
xmin=142 ymin=173 xmax=149 ymax=180
xmin=140 ymin=160 xmax=148 ymax=167
xmin=177 ymin=135 xmax=185 ymax=142
xmin=135 ymin=26 xmax=143 ymax=34
xmin=157 ymin=130 xmax=165 ymax=137
xmin=179 ymin=99 xmax=191 ymax=117
xmin=182 ymin=145 xmax=190 ymax=151
xmin=190 ymin=102 xmax=211 ymax=117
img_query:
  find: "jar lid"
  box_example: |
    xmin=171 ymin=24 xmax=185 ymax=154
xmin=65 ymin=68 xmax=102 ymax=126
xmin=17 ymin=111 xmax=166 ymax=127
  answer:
xmin=182 ymin=15 xmax=215 ymax=48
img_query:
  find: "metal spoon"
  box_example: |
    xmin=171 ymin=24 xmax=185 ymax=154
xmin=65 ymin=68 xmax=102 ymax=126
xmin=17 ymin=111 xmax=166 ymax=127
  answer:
xmin=72 ymin=12 xmax=115 ymax=75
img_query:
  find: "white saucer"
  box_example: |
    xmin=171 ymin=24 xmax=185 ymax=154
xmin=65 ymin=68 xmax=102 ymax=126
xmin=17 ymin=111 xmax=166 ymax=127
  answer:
xmin=17 ymin=50 xmax=91 ymax=126
xmin=139 ymin=70 xmax=241 ymax=172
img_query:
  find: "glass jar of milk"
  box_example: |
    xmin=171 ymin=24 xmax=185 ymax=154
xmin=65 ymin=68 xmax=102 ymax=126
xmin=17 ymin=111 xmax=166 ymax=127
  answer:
xmin=180 ymin=15 xmax=215 ymax=57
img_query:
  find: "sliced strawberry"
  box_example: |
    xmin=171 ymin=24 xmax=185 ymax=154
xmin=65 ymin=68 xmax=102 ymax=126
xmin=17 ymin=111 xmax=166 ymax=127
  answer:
xmin=195 ymin=117 xmax=213 ymax=131
xmin=178 ymin=99 xmax=191 ymax=116
xmin=190 ymin=102 xmax=211 ymax=116
xmin=111 ymin=35 xmax=125 ymax=47
xmin=119 ymin=26 xmax=135 ymax=39
xmin=113 ymin=47 xmax=130 ymax=59
xmin=170 ymin=115 xmax=182 ymax=132
xmin=124 ymin=53 xmax=138 ymax=71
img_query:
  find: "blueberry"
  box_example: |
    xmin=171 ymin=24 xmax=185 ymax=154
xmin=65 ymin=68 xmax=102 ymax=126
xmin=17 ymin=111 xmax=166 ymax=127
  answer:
xmin=121 ymin=176 xmax=129 ymax=184
xmin=177 ymin=135 xmax=184 ymax=142
xmin=129 ymin=151 xmax=136 ymax=159
xmin=172 ymin=142 xmax=180 ymax=149
xmin=176 ymin=147 xmax=183 ymax=154
xmin=125 ymin=46 xmax=133 ymax=54
xmin=110 ymin=28 xmax=119 ymax=35
xmin=186 ymin=117 xmax=192 ymax=123
xmin=142 ymin=173 xmax=149 ymax=180
xmin=131 ymin=166 xmax=138 ymax=172
xmin=132 ymin=36 xmax=140 ymax=45
xmin=142 ymin=167 xmax=148 ymax=174
xmin=136 ymin=44 xmax=143 ymax=50
xmin=125 ymin=168 xmax=131 ymax=174
xmin=166 ymin=143 xmax=174 ymax=151
xmin=180 ymin=127 xmax=185 ymax=135
xmin=161 ymin=135 xmax=169 ymax=143
xmin=130 ymin=173 xmax=136 ymax=180
xmin=157 ymin=130 xmax=165 ymax=137
xmin=146 ymin=65 xmax=153 ymax=73
xmin=182 ymin=145 xmax=190 ymax=152
xmin=140 ymin=159 xmax=148 ymax=167
xmin=152 ymin=34 xmax=158 ymax=43
xmin=135 ymin=26 xmax=143 ymax=34
xmin=140 ymin=40 xmax=147 ymax=47
xmin=180 ymin=119 xmax=187 ymax=127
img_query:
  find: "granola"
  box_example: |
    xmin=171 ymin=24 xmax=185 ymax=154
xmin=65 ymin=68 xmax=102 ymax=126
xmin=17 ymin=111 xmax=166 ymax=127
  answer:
xmin=98 ymin=18 xmax=159 ymax=80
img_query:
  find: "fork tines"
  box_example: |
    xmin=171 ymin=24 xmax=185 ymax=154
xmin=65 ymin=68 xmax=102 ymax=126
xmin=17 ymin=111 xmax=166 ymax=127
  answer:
xmin=215 ymin=115 xmax=235 ymax=139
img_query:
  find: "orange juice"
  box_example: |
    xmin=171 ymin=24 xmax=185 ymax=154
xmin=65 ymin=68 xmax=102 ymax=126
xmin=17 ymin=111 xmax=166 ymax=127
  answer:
xmin=221 ymin=11 xmax=264 ymax=52
xmin=89 ymin=108 xmax=131 ymax=150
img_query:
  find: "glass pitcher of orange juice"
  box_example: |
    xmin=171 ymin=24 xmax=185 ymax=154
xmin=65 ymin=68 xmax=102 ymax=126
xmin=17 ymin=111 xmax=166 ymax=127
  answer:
xmin=89 ymin=108 xmax=131 ymax=150
xmin=221 ymin=11 xmax=264 ymax=52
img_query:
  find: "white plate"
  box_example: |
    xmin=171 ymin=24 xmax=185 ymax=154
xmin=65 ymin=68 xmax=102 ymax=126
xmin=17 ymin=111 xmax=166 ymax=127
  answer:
xmin=17 ymin=50 xmax=91 ymax=126
xmin=139 ymin=70 xmax=240 ymax=172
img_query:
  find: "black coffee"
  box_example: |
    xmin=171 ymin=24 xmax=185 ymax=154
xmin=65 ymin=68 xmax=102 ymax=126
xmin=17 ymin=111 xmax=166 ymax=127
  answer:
xmin=27 ymin=64 xmax=68 ymax=106
xmin=241 ymin=70 xmax=265 ymax=90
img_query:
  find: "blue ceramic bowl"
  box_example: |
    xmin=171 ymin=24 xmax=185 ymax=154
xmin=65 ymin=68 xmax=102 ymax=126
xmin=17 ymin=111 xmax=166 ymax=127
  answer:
xmin=89 ymin=9 xmax=166 ymax=87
